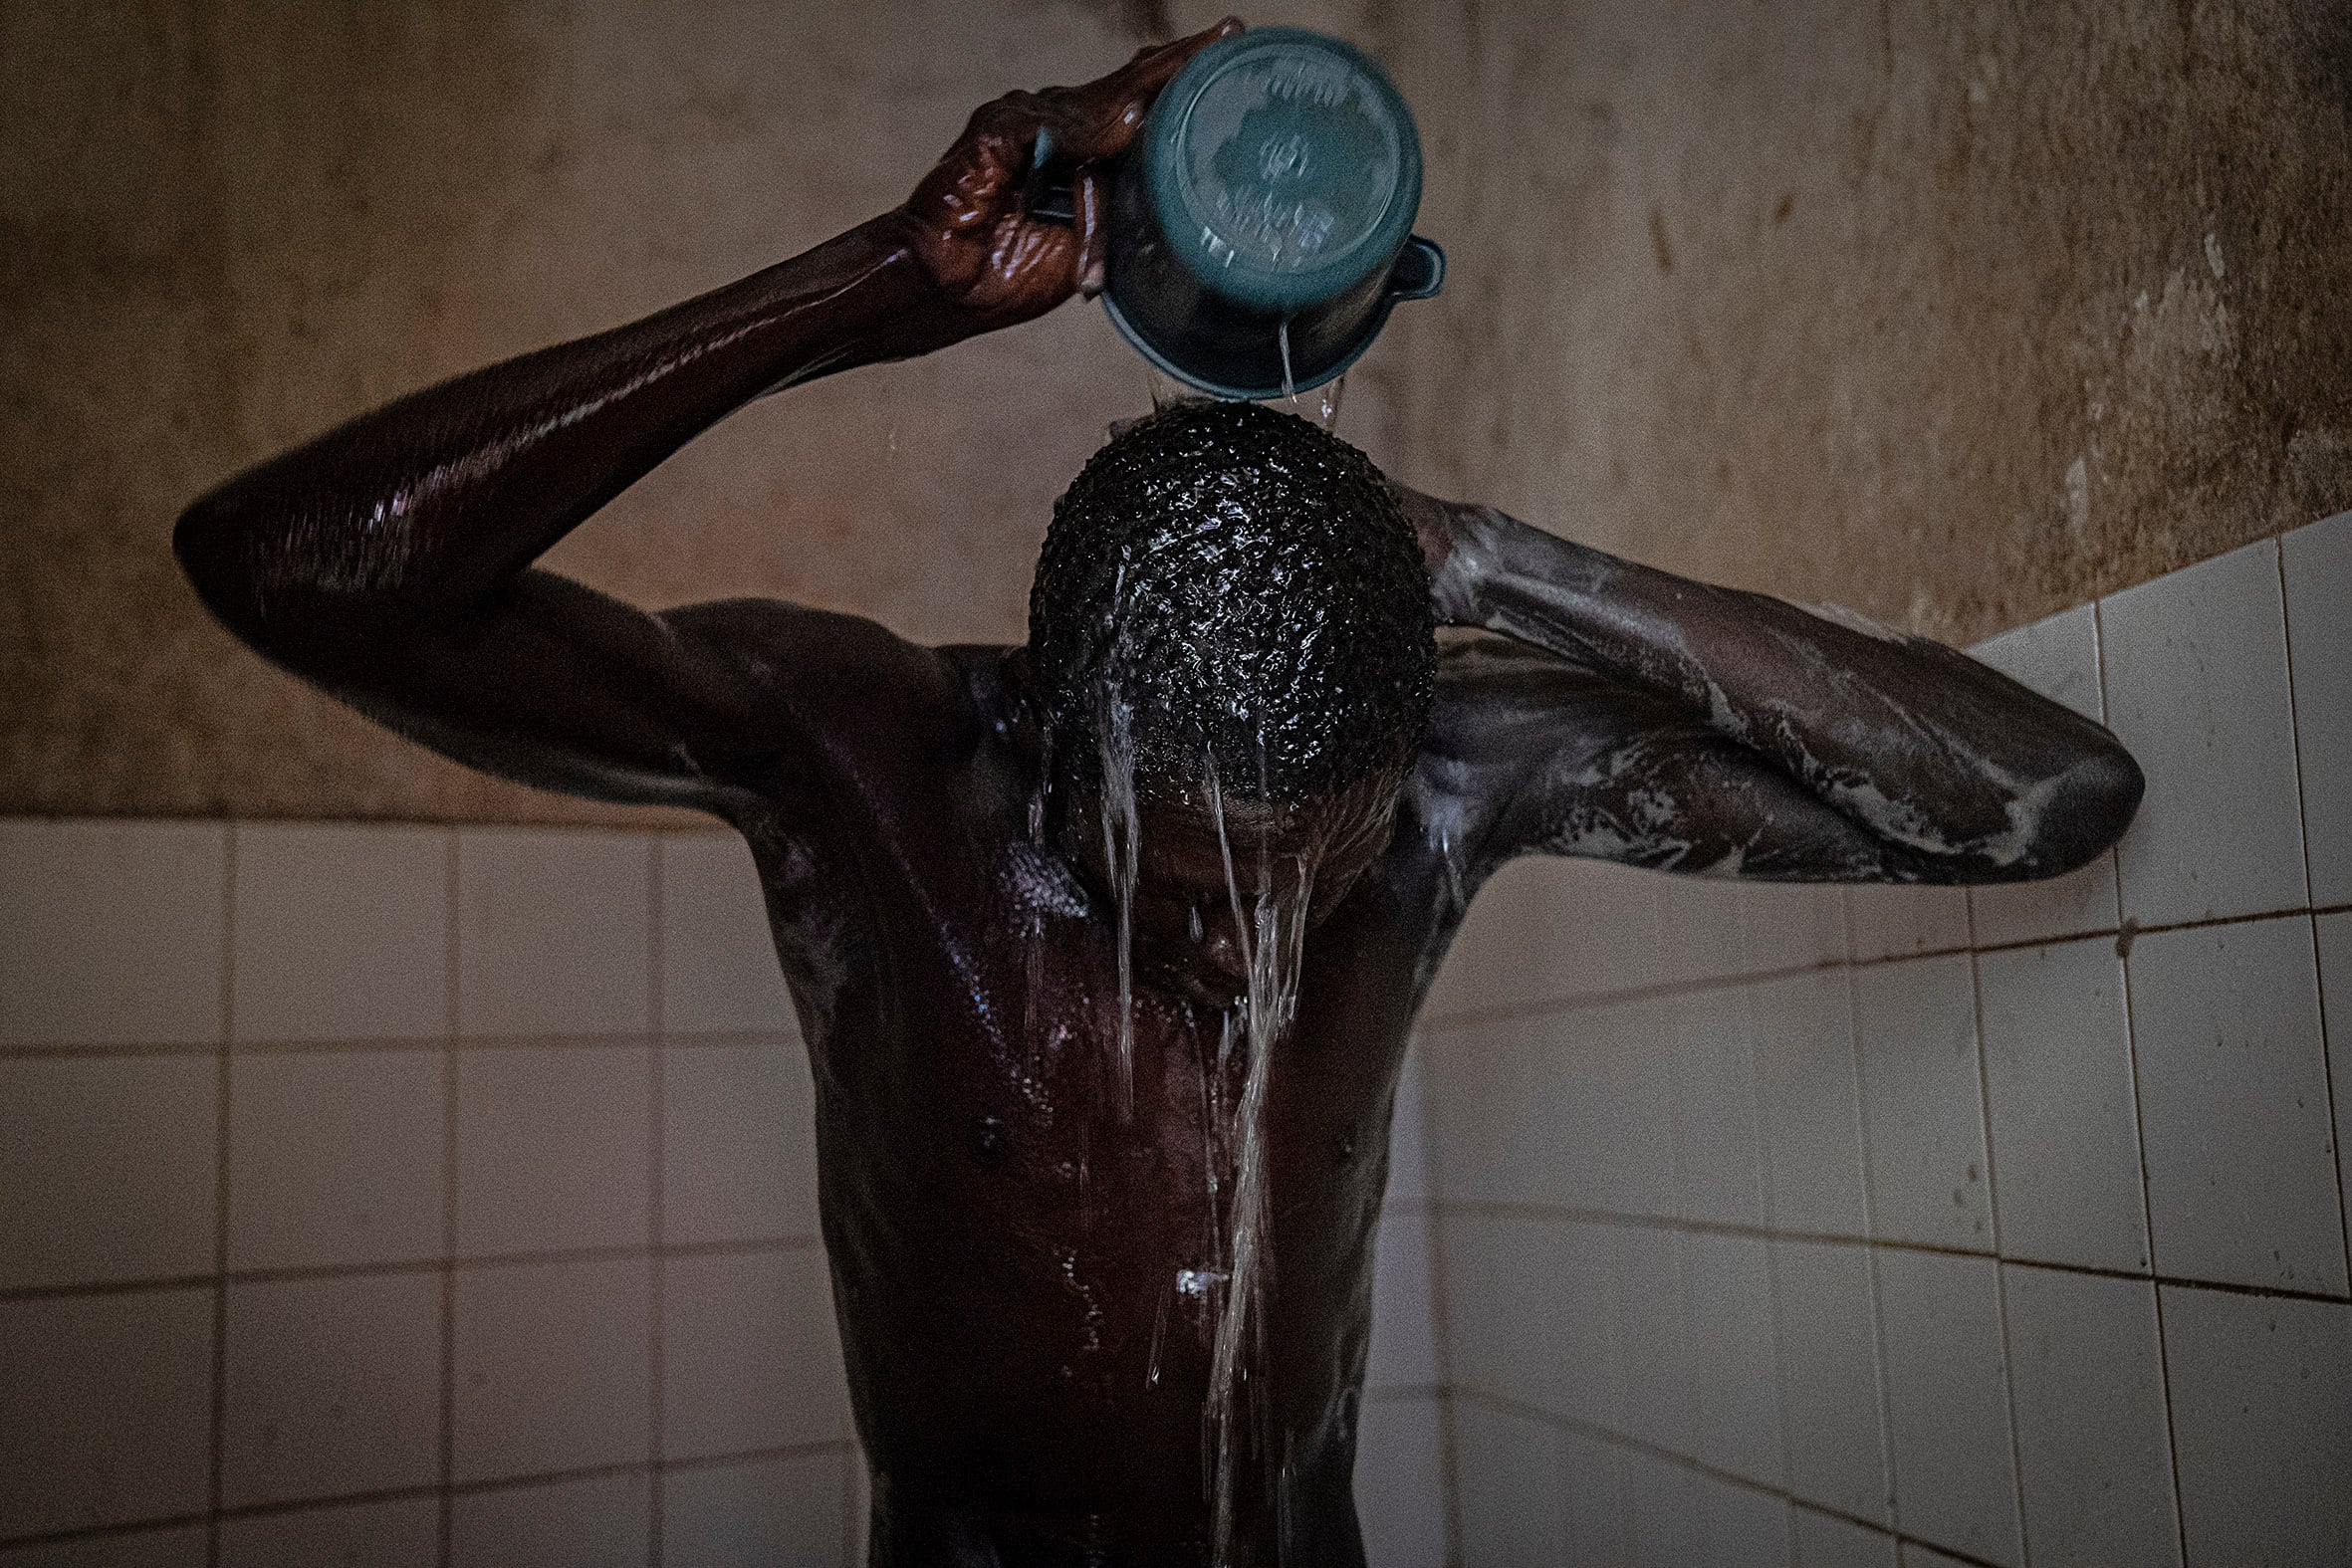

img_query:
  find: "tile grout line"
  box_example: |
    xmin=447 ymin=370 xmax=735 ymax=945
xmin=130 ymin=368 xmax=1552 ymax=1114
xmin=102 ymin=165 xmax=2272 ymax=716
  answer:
xmin=1356 ymin=1383 xmax=1449 ymax=1403
xmin=0 ymin=1440 xmax=856 ymax=1556
xmin=1411 ymin=898 xmax=2352 ymax=1042
xmin=1606 ymin=1219 xmax=1638 ymax=1559
xmin=2284 ymin=543 xmax=2352 ymax=1302
xmin=439 ymin=827 xmax=460 ymax=1568
xmin=1768 ymin=1232 xmax=1796 ymax=1560
xmin=841 ymin=1443 xmax=862 ymax=1566
xmin=1650 ymin=968 xmax=1714 ymax=1556
xmin=2314 ymin=907 xmax=2352 ymax=1316
xmin=1842 ymin=959 xmax=1902 ymax=1537
xmin=1988 ymin=1263 xmax=2033 ymax=1568
xmin=1410 ymin=1033 xmax=1466 ymax=1568
xmin=2275 ymin=537 xmax=2319 ymax=920
xmin=0 ymin=1236 xmax=826 ymax=1308
xmin=205 ymin=822 xmax=238 ymax=1568
xmin=1417 ymin=1200 xmax=2352 ymax=1308
xmin=646 ymin=835 xmax=666 ymax=1568
xmin=2094 ymin=587 xmax=2193 ymax=1568
xmin=1447 ymin=1386 xmax=2012 ymax=1568
xmin=2093 ymin=593 xmax=2195 ymax=1568
xmin=0 ymin=1026 xmax=805 ymax=1061
xmin=1968 ymin=925 xmax=2034 ymax=1566
xmin=1749 ymin=968 xmax=1800 ymax=1526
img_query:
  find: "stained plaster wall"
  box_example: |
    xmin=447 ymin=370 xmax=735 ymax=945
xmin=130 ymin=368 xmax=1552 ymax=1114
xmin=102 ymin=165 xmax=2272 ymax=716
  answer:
xmin=6 ymin=0 xmax=2350 ymax=823
xmin=1376 ymin=0 xmax=2352 ymax=646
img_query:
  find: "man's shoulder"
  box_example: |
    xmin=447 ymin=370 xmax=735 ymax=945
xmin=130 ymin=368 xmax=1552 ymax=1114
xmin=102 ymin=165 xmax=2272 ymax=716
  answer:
xmin=658 ymin=597 xmax=999 ymax=746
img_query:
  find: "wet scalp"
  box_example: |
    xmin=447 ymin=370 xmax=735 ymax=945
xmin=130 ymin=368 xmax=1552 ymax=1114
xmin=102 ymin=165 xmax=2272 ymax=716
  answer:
xmin=1030 ymin=400 xmax=1438 ymax=805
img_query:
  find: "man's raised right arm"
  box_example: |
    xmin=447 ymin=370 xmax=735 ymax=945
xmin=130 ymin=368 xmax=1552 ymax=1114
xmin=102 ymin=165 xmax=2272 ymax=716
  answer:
xmin=174 ymin=24 xmax=1236 ymax=813
xmin=175 ymin=214 xmax=972 ymax=812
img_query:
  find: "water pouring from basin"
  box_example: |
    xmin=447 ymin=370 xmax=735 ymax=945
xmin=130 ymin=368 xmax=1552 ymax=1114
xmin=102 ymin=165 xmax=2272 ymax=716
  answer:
xmin=1098 ymin=27 xmax=1445 ymax=404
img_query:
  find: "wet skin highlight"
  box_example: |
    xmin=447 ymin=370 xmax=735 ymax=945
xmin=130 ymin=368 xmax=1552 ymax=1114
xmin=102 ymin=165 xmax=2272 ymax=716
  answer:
xmin=173 ymin=23 xmax=2143 ymax=1565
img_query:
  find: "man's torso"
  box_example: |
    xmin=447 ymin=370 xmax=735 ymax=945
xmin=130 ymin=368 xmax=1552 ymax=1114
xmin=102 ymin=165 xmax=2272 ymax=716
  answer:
xmin=716 ymin=636 xmax=1501 ymax=1555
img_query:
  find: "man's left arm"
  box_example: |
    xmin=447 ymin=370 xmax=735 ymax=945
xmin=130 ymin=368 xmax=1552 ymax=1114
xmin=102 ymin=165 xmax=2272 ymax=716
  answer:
xmin=1400 ymin=492 xmax=2143 ymax=883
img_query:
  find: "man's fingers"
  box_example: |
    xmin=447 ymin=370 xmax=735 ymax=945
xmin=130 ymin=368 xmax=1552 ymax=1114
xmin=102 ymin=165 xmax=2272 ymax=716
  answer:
xmin=1047 ymin=17 xmax=1242 ymax=164
xmin=1074 ymin=167 xmax=1107 ymax=297
xmin=1104 ymin=15 xmax=1244 ymax=103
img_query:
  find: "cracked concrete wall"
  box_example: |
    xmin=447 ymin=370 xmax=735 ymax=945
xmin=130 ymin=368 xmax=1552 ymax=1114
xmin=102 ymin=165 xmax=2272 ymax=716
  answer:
xmin=6 ymin=0 xmax=2348 ymax=822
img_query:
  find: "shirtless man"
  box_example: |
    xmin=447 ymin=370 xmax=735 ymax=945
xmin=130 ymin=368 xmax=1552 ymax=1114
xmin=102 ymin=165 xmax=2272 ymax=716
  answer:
xmin=175 ymin=23 xmax=2143 ymax=1565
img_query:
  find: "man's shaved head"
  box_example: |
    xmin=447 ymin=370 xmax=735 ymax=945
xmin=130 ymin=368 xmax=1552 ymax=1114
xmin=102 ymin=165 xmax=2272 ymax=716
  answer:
xmin=1029 ymin=400 xmax=1437 ymax=806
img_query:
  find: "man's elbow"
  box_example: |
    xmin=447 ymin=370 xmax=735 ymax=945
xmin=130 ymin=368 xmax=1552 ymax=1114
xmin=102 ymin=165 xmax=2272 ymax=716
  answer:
xmin=173 ymin=489 xmax=262 ymax=633
xmin=2019 ymin=739 xmax=2145 ymax=878
xmin=174 ymin=482 xmax=378 ymax=645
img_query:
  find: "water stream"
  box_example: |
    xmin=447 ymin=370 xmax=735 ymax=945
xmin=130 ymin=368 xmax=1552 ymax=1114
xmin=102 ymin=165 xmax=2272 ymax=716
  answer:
xmin=1095 ymin=582 xmax=1142 ymax=1122
xmin=1142 ymin=367 xmax=1345 ymax=434
xmin=1082 ymin=385 xmax=1344 ymax=1558
xmin=1199 ymin=760 xmax=1314 ymax=1568
xmin=1299 ymin=373 xmax=1344 ymax=431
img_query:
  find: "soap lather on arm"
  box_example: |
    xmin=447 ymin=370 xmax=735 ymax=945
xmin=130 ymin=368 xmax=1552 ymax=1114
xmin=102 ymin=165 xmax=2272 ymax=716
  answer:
xmin=1395 ymin=484 xmax=2145 ymax=886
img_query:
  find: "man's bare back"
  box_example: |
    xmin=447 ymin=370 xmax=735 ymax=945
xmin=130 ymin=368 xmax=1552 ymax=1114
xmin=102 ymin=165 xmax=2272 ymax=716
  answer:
xmin=174 ymin=23 xmax=2141 ymax=1564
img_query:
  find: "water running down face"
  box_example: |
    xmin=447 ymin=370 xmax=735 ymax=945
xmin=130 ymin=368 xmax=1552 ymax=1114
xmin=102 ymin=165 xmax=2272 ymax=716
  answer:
xmin=1028 ymin=400 xmax=1438 ymax=984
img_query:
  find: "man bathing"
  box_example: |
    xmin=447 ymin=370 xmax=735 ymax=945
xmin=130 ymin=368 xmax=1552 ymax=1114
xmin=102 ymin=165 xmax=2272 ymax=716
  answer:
xmin=176 ymin=23 xmax=2142 ymax=1565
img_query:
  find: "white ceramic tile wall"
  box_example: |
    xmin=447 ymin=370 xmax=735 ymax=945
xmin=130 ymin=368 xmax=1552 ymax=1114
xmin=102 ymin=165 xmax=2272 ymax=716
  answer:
xmin=0 ymin=1525 xmax=210 ymax=1568
xmin=1871 ymin=1251 xmax=2020 ymax=1565
xmin=1752 ymin=971 xmax=1870 ymax=1239
xmin=447 ymin=1472 xmax=652 ymax=1568
xmin=227 ymin=1049 xmax=445 ymax=1271
xmin=2127 ymin=918 xmax=2344 ymax=1294
xmin=455 ymin=830 xmax=650 ymax=1037
xmin=0 ymin=1054 xmax=218 ymax=1291
xmin=216 ymin=1495 xmax=440 ymax=1568
xmin=231 ymin=823 xmax=449 ymax=1042
xmin=2160 ymin=1286 xmax=2352 ymax=1563
xmin=2319 ymin=910 xmax=2352 ymax=1248
xmin=1771 ymin=1239 xmax=1891 ymax=1526
xmin=1793 ymin=1505 xmax=1900 ymax=1568
xmin=2101 ymin=540 xmax=2308 ymax=926
xmin=663 ymin=1038 xmax=819 ymax=1246
xmin=0 ymin=828 xmax=829 ymax=1561
xmin=0 ymin=1289 xmax=214 ymax=1539
xmin=1420 ymin=513 xmax=2352 ymax=1567
xmin=658 ymin=1453 xmax=847 ymax=1568
xmin=1975 ymin=939 xmax=2147 ymax=1273
xmin=1450 ymin=1400 xmax=1568 ymax=1565
xmin=1355 ymin=1396 xmax=1447 ymax=1567
xmin=0 ymin=820 xmax=226 ymax=1047
xmin=221 ymin=1270 xmax=443 ymax=1507
xmin=1670 ymin=987 xmax=1770 ymax=1229
xmin=1999 ymin=1265 xmax=2179 ymax=1567
xmin=1853 ymin=956 xmax=1994 ymax=1252
xmin=1682 ymin=1231 xmax=1785 ymax=1487
xmin=454 ymin=1044 xmax=652 ymax=1256
xmin=0 ymin=821 xmax=1447 ymax=1563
